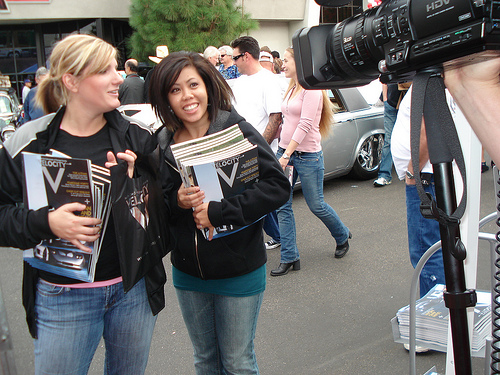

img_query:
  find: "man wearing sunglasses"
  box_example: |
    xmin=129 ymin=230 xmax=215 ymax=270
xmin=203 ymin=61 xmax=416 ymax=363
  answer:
xmin=218 ymin=45 xmax=240 ymax=80
xmin=231 ymin=35 xmax=284 ymax=251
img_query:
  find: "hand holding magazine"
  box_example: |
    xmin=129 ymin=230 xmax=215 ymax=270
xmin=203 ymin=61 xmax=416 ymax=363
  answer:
xmin=22 ymin=152 xmax=111 ymax=282
xmin=171 ymin=124 xmax=261 ymax=239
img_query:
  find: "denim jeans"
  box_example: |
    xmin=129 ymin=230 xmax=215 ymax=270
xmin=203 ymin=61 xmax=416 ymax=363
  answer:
xmin=406 ymin=182 xmax=446 ymax=297
xmin=378 ymin=102 xmax=398 ymax=181
xmin=34 ymin=278 xmax=157 ymax=375
xmin=276 ymin=149 xmax=350 ymax=263
xmin=263 ymin=211 xmax=280 ymax=242
xmin=176 ymin=289 xmax=264 ymax=375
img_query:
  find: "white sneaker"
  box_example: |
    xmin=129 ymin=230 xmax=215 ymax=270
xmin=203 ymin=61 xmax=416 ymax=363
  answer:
xmin=265 ymin=239 xmax=281 ymax=250
xmin=403 ymin=343 xmax=430 ymax=353
xmin=373 ymin=177 xmax=391 ymax=187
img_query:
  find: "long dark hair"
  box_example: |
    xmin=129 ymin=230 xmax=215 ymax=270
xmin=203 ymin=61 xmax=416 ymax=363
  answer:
xmin=149 ymin=51 xmax=233 ymax=133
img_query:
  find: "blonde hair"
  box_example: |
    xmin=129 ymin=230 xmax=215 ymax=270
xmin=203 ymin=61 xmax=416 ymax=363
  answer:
xmin=283 ymin=47 xmax=334 ymax=138
xmin=36 ymin=34 xmax=117 ymax=113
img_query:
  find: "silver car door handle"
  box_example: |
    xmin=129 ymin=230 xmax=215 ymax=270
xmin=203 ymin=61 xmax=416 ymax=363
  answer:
xmin=335 ymin=118 xmax=353 ymax=123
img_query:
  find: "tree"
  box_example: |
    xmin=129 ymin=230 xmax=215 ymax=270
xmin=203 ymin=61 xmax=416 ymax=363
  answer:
xmin=128 ymin=0 xmax=258 ymax=62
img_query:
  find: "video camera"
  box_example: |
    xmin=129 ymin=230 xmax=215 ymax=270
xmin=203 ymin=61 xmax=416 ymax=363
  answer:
xmin=293 ymin=0 xmax=500 ymax=89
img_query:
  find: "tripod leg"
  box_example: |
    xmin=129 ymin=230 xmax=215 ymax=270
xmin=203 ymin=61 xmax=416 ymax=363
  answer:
xmin=411 ymin=70 xmax=476 ymax=375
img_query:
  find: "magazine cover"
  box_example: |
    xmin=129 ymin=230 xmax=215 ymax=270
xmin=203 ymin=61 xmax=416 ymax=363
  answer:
xmin=190 ymin=145 xmax=259 ymax=200
xmin=171 ymin=125 xmax=262 ymax=239
xmin=22 ymin=152 xmax=109 ymax=282
xmin=171 ymin=124 xmax=245 ymax=188
xmin=186 ymin=145 xmax=259 ymax=239
xmin=396 ymin=284 xmax=491 ymax=352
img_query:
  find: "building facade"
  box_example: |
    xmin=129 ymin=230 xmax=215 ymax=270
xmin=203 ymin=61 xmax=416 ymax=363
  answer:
xmin=0 ymin=0 xmax=365 ymax=99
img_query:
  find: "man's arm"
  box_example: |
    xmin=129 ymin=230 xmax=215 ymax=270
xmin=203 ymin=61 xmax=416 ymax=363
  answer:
xmin=382 ymin=83 xmax=388 ymax=102
xmin=262 ymin=112 xmax=282 ymax=144
xmin=406 ymin=119 xmax=429 ymax=185
xmin=444 ymin=51 xmax=500 ymax=166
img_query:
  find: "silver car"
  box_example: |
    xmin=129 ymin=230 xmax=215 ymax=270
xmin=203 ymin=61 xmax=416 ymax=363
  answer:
xmin=324 ymin=86 xmax=384 ymax=181
xmin=34 ymin=242 xmax=89 ymax=271
xmin=118 ymin=83 xmax=384 ymax=182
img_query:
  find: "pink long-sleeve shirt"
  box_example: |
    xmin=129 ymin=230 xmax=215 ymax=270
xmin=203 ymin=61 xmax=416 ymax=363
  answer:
xmin=279 ymin=88 xmax=323 ymax=153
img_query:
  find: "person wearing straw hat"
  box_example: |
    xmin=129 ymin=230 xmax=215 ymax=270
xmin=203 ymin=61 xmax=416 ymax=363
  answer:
xmin=144 ymin=45 xmax=169 ymax=103
xmin=149 ymin=45 xmax=169 ymax=64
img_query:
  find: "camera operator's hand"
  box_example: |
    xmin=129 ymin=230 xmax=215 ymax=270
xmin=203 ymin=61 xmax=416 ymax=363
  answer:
xmin=444 ymin=51 xmax=500 ymax=166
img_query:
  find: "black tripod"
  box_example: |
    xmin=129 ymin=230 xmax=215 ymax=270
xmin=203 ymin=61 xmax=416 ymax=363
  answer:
xmin=410 ymin=68 xmax=477 ymax=375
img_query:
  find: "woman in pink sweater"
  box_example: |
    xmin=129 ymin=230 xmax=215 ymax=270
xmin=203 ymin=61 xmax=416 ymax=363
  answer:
xmin=270 ymin=47 xmax=352 ymax=276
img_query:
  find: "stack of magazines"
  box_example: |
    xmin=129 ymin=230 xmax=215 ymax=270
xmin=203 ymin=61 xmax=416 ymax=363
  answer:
xmin=22 ymin=151 xmax=112 ymax=282
xmin=170 ymin=124 xmax=259 ymax=239
xmin=395 ymin=284 xmax=491 ymax=353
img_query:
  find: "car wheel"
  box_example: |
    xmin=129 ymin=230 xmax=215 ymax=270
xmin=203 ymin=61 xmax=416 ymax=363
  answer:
xmin=349 ymin=133 xmax=384 ymax=180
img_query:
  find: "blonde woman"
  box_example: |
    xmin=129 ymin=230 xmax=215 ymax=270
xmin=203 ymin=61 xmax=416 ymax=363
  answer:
xmin=271 ymin=47 xmax=351 ymax=276
xmin=0 ymin=34 xmax=166 ymax=374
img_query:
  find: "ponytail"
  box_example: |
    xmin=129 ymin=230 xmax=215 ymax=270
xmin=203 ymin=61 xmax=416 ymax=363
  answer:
xmin=35 ymin=75 xmax=64 ymax=113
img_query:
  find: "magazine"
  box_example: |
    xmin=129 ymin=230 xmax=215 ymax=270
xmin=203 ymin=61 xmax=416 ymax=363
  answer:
xmin=394 ymin=284 xmax=491 ymax=353
xmin=22 ymin=152 xmax=111 ymax=282
xmin=171 ymin=125 xmax=261 ymax=239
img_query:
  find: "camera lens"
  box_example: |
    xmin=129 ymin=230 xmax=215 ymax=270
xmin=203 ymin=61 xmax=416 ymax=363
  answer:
xmin=329 ymin=8 xmax=384 ymax=82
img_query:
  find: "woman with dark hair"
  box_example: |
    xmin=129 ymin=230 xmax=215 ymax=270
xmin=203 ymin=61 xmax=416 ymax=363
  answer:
xmin=151 ymin=51 xmax=290 ymax=374
xmin=0 ymin=34 xmax=166 ymax=374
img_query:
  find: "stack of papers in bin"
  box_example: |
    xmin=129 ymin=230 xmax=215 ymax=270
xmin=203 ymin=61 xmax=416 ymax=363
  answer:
xmin=396 ymin=284 xmax=491 ymax=352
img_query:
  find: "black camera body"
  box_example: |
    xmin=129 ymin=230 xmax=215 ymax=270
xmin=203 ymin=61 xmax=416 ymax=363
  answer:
xmin=293 ymin=0 xmax=500 ymax=89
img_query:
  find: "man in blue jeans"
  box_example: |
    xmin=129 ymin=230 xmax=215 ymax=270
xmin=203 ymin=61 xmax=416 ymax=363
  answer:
xmin=374 ymin=83 xmax=401 ymax=187
xmin=391 ymin=85 xmax=446 ymax=298
xmin=391 ymin=84 xmax=451 ymax=353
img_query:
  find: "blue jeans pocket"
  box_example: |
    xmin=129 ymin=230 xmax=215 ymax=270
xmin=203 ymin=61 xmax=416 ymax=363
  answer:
xmin=36 ymin=278 xmax=70 ymax=297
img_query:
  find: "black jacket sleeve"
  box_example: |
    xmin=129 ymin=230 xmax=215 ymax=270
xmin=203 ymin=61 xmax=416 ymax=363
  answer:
xmin=0 ymin=146 xmax=55 ymax=249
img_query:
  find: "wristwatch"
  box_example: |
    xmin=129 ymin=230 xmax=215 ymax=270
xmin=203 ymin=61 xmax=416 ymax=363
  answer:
xmin=406 ymin=170 xmax=414 ymax=179
xmin=282 ymin=153 xmax=290 ymax=160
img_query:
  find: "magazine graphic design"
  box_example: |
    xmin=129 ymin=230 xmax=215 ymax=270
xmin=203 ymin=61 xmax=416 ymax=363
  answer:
xmin=22 ymin=152 xmax=111 ymax=282
xmin=171 ymin=125 xmax=261 ymax=239
xmin=125 ymin=180 xmax=149 ymax=230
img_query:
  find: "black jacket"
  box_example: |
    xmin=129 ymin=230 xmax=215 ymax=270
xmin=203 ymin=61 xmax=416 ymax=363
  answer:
xmin=118 ymin=74 xmax=145 ymax=105
xmin=158 ymin=107 xmax=290 ymax=280
xmin=0 ymin=107 xmax=167 ymax=338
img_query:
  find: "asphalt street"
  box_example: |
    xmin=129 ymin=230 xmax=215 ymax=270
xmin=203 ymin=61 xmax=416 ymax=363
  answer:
xmin=0 ymin=164 xmax=496 ymax=375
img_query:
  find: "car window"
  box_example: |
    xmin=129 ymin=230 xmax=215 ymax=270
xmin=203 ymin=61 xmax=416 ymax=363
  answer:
xmin=356 ymin=79 xmax=383 ymax=106
xmin=0 ymin=96 xmax=13 ymax=113
xmin=328 ymin=90 xmax=346 ymax=113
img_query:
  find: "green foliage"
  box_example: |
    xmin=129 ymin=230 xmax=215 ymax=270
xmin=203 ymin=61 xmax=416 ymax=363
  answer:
xmin=128 ymin=0 xmax=258 ymax=62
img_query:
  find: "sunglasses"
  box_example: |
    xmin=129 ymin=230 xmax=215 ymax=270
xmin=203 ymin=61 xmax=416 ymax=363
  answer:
xmin=220 ymin=54 xmax=226 ymax=58
xmin=232 ymin=53 xmax=246 ymax=61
